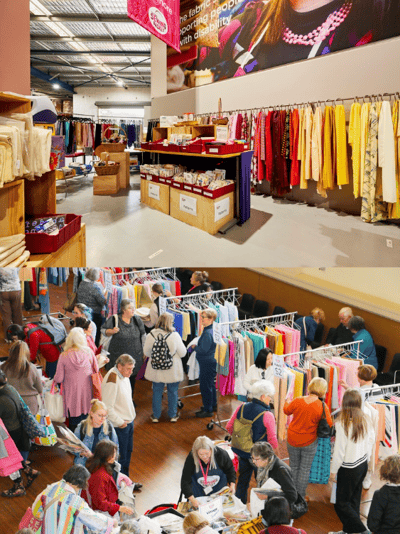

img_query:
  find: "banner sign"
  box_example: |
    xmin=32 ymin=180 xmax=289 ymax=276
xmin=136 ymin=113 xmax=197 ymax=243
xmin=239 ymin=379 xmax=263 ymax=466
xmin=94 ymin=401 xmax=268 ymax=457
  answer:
xmin=128 ymin=0 xmax=181 ymax=53
xmin=167 ymin=0 xmax=400 ymax=93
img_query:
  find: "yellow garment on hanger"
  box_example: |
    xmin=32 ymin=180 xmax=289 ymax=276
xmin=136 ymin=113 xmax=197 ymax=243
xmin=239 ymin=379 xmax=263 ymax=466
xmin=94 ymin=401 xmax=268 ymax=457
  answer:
xmin=312 ymin=107 xmax=323 ymax=183
xmin=293 ymin=368 xmax=304 ymax=399
xmin=214 ymin=341 xmax=228 ymax=366
xmin=322 ymin=106 xmax=334 ymax=190
xmin=349 ymin=102 xmax=362 ymax=197
xmin=360 ymin=102 xmax=371 ymax=193
xmin=335 ymin=105 xmax=349 ymax=186
xmin=388 ymin=100 xmax=400 ymax=219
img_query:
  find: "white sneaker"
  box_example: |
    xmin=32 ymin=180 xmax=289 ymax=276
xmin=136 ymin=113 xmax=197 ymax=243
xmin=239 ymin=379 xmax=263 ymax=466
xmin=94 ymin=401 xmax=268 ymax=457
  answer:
xmin=363 ymin=472 xmax=372 ymax=490
xmin=150 ymin=415 xmax=159 ymax=423
xmin=170 ymin=415 xmax=179 ymax=422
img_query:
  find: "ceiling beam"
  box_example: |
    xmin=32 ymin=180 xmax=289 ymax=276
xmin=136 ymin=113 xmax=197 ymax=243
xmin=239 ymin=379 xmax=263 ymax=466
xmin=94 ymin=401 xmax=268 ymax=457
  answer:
xmin=31 ymin=67 xmax=75 ymax=93
xmin=31 ymin=60 xmax=151 ymax=68
xmin=31 ymin=14 xmax=143 ymax=23
xmin=58 ymin=73 xmax=151 ymax=78
xmin=31 ymin=49 xmax=150 ymax=56
xmin=31 ymin=35 xmax=151 ymax=43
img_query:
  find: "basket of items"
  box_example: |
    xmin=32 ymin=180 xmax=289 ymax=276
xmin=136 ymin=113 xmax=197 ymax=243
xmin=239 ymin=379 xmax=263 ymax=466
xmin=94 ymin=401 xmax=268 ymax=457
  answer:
xmin=94 ymin=153 xmax=120 ymax=175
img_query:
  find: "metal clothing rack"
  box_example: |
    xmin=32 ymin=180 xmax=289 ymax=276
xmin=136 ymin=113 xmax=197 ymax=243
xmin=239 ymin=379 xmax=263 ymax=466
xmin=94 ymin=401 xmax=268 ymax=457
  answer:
xmin=108 ymin=267 xmax=177 ymax=279
xmin=284 ymin=339 xmax=364 ymax=368
xmin=209 ymin=311 xmax=298 ymax=432
xmin=23 ymin=311 xmax=70 ymax=323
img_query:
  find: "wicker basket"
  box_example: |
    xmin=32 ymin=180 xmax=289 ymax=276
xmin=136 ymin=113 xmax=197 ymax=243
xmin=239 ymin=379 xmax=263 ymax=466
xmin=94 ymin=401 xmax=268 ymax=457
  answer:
xmin=94 ymin=163 xmax=120 ymax=176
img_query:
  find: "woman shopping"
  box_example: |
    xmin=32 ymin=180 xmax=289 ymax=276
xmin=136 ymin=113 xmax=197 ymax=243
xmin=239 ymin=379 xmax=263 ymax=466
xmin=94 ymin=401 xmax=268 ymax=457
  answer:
xmin=181 ymin=436 xmax=236 ymax=508
xmin=73 ymin=302 xmax=97 ymax=340
xmin=76 ymin=268 xmax=107 ymax=346
xmin=195 ymin=309 xmax=218 ymax=418
xmin=2 ymin=341 xmax=43 ymax=415
xmin=102 ymin=299 xmax=146 ymax=398
xmin=329 ymin=389 xmax=375 ymax=534
xmin=0 ymin=268 xmax=23 ymax=342
xmin=143 ymin=312 xmax=187 ymax=423
xmin=53 ymin=327 xmax=99 ymax=431
xmin=86 ymin=440 xmax=135 ymax=518
xmin=283 ymin=377 xmax=332 ymax=499
xmin=74 ymin=399 xmax=119 ymax=467
xmin=295 ymin=308 xmax=325 ymax=351
xmin=186 ymin=272 xmax=210 ymax=295
xmin=243 ymin=348 xmax=274 ymax=397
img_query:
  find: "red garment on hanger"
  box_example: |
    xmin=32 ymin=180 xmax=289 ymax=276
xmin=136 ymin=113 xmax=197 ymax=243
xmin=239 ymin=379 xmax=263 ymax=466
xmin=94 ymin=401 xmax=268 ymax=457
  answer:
xmin=290 ymin=109 xmax=300 ymax=186
xmin=265 ymin=111 xmax=273 ymax=182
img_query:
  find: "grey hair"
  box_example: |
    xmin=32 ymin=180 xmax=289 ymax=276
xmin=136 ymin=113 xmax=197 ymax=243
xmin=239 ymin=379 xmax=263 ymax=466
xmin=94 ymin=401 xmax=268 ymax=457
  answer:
xmin=116 ymin=354 xmax=135 ymax=367
xmin=85 ymin=268 xmax=101 ymax=282
xmin=251 ymin=380 xmax=275 ymax=400
xmin=348 ymin=315 xmax=365 ymax=332
xmin=251 ymin=441 xmax=275 ymax=460
xmin=339 ymin=307 xmax=353 ymax=318
xmin=192 ymin=436 xmax=217 ymax=472
xmin=63 ymin=464 xmax=90 ymax=489
xmin=120 ymin=521 xmax=141 ymax=534
xmin=120 ymin=299 xmax=135 ymax=313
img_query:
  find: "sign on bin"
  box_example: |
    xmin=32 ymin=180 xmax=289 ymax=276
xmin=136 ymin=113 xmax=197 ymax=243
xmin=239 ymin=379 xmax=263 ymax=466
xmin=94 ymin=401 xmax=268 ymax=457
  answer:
xmin=213 ymin=322 xmax=222 ymax=344
xmin=214 ymin=197 xmax=230 ymax=222
xmin=179 ymin=194 xmax=197 ymax=216
xmin=273 ymin=354 xmax=285 ymax=379
xmin=148 ymin=183 xmax=160 ymax=200
xmin=198 ymin=496 xmax=223 ymax=523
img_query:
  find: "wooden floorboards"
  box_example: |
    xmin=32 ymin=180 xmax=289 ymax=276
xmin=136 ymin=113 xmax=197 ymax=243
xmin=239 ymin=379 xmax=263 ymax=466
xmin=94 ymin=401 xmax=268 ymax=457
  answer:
xmin=0 ymin=283 xmax=378 ymax=534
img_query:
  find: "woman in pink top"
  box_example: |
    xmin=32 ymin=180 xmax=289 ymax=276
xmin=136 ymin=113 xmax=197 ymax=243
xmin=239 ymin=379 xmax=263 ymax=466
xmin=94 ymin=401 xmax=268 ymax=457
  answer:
xmin=54 ymin=327 xmax=98 ymax=431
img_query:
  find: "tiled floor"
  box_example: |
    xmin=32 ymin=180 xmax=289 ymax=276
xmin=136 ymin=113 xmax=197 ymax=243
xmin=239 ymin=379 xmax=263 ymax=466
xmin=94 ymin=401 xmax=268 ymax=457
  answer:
xmin=57 ymin=174 xmax=400 ymax=267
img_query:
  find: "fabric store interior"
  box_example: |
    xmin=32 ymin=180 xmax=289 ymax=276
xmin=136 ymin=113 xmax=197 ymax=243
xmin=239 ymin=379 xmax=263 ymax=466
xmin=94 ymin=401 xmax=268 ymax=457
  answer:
xmin=0 ymin=266 xmax=399 ymax=534
xmin=0 ymin=0 xmax=400 ymax=267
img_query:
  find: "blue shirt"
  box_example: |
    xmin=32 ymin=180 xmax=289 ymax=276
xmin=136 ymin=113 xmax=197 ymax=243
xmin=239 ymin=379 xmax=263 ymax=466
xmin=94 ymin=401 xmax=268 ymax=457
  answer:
xmin=196 ymin=324 xmax=216 ymax=361
xmin=295 ymin=315 xmax=318 ymax=352
xmin=352 ymin=329 xmax=378 ymax=369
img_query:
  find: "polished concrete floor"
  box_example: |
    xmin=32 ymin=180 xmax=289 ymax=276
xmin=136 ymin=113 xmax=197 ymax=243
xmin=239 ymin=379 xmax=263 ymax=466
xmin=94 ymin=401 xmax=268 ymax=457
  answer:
xmin=57 ymin=174 xmax=400 ymax=267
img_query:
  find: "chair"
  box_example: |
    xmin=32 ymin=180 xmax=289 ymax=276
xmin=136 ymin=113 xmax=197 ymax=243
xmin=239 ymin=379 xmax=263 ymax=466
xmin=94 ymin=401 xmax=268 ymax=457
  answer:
xmin=210 ymin=281 xmax=223 ymax=291
xmin=375 ymin=344 xmax=387 ymax=374
xmin=375 ymin=353 xmax=400 ymax=386
xmin=238 ymin=293 xmax=256 ymax=320
xmin=310 ymin=323 xmax=324 ymax=349
xmin=272 ymin=306 xmax=287 ymax=316
xmin=252 ymin=300 xmax=269 ymax=318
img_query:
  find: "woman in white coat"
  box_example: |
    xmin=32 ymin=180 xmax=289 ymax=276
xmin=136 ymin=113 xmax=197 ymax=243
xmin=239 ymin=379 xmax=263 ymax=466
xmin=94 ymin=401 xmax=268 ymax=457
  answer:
xmin=144 ymin=312 xmax=187 ymax=423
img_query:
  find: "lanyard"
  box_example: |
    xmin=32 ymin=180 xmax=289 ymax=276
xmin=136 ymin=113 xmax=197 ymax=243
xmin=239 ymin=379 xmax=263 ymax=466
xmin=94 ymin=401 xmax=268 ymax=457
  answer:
xmin=200 ymin=461 xmax=210 ymax=485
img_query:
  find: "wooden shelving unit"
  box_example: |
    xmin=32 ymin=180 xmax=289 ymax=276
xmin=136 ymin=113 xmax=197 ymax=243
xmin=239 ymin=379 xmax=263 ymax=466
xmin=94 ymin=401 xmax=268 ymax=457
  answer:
xmin=0 ymin=92 xmax=86 ymax=266
xmin=152 ymin=124 xmax=217 ymax=141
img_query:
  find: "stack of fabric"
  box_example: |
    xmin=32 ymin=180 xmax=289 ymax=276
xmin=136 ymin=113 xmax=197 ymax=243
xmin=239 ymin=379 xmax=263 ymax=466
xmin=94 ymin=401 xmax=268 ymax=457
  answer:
xmin=0 ymin=234 xmax=30 ymax=267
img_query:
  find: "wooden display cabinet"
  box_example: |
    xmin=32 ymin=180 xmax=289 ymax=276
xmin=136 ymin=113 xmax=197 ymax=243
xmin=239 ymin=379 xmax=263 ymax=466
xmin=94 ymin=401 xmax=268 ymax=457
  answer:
xmin=0 ymin=179 xmax=25 ymax=237
xmin=152 ymin=124 xmax=216 ymax=142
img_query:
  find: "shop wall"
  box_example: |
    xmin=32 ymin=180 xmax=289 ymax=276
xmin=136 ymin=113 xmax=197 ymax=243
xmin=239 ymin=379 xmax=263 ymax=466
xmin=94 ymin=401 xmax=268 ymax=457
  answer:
xmin=200 ymin=268 xmax=400 ymax=370
xmin=73 ymin=86 xmax=151 ymax=118
xmin=0 ymin=0 xmax=30 ymax=94
xmin=152 ymin=37 xmax=400 ymax=214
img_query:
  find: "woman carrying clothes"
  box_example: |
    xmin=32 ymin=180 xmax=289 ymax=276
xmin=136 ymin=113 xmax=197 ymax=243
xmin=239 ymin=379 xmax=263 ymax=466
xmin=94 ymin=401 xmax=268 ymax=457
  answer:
xmin=74 ymin=399 xmax=119 ymax=467
xmin=31 ymin=464 xmax=116 ymax=533
xmin=76 ymin=268 xmax=107 ymax=346
xmin=329 ymin=389 xmax=375 ymax=534
xmin=143 ymin=312 xmax=187 ymax=423
xmin=181 ymin=436 xmax=236 ymax=509
xmin=53 ymin=327 xmax=99 ymax=431
xmin=243 ymin=348 xmax=274 ymax=397
xmin=102 ymin=299 xmax=146 ymax=398
xmin=195 ymin=309 xmax=217 ymax=418
xmin=2 ymin=341 xmax=43 ymax=416
xmin=283 ymin=377 xmax=332 ymax=499
xmin=86 ymin=440 xmax=135 ymax=519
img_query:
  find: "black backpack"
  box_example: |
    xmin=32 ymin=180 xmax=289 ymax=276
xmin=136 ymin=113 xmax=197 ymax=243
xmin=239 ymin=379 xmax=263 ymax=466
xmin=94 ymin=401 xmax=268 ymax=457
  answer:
xmin=150 ymin=332 xmax=173 ymax=370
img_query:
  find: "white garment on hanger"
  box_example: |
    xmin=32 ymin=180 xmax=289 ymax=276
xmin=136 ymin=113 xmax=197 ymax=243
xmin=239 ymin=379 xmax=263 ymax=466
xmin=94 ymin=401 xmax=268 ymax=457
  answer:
xmin=378 ymin=101 xmax=397 ymax=202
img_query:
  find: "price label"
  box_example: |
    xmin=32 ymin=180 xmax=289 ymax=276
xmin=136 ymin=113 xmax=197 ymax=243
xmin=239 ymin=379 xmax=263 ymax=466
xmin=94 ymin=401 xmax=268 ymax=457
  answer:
xmin=198 ymin=496 xmax=223 ymax=523
xmin=159 ymin=297 xmax=167 ymax=315
xmin=148 ymin=183 xmax=160 ymax=200
xmin=213 ymin=322 xmax=222 ymax=344
xmin=179 ymin=194 xmax=197 ymax=216
xmin=214 ymin=196 xmax=230 ymax=222
xmin=273 ymin=354 xmax=285 ymax=379
xmin=104 ymin=272 xmax=112 ymax=294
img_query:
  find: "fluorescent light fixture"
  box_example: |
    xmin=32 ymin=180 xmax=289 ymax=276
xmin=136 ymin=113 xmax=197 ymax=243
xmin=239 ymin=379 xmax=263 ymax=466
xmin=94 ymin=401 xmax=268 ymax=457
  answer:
xmin=53 ymin=84 xmax=60 ymax=89
xmin=117 ymin=79 xmax=124 ymax=86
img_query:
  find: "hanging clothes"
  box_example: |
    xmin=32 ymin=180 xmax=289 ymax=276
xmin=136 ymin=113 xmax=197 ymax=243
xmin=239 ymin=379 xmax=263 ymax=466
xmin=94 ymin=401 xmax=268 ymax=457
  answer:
xmin=349 ymin=102 xmax=362 ymax=198
xmin=322 ymin=106 xmax=335 ymax=191
xmin=335 ymin=105 xmax=349 ymax=186
xmin=378 ymin=101 xmax=397 ymax=203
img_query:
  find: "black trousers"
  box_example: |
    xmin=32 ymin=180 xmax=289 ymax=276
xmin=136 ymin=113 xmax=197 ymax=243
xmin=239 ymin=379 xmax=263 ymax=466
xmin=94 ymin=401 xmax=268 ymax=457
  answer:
xmin=92 ymin=312 xmax=103 ymax=346
xmin=334 ymin=460 xmax=368 ymax=533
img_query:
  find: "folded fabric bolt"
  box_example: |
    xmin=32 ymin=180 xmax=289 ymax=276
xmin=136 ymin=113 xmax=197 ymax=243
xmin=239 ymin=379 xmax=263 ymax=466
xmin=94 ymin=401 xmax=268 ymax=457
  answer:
xmin=0 ymin=245 xmax=26 ymax=267
xmin=8 ymin=250 xmax=30 ymax=267
xmin=0 ymin=234 xmax=25 ymax=254
xmin=0 ymin=138 xmax=13 ymax=186
xmin=0 ymin=241 xmax=26 ymax=263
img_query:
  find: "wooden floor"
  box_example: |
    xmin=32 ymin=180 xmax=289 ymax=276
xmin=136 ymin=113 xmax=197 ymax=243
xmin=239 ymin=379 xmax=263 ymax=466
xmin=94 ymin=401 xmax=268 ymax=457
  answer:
xmin=0 ymin=283 xmax=378 ymax=534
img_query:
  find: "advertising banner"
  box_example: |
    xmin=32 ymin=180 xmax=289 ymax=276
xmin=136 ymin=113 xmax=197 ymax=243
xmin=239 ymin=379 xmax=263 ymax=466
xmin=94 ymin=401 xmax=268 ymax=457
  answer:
xmin=128 ymin=0 xmax=181 ymax=53
xmin=167 ymin=0 xmax=400 ymax=93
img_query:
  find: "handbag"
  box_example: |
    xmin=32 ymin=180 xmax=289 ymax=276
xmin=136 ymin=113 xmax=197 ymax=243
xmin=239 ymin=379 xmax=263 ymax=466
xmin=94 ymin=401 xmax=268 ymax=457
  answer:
xmin=91 ymin=369 xmax=103 ymax=401
xmin=99 ymin=314 xmax=118 ymax=352
xmin=18 ymin=491 xmax=68 ymax=531
xmin=291 ymin=492 xmax=308 ymax=519
xmin=317 ymin=401 xmax=333 ymax=438
xmin=44 ymin=381 xmax=66 ymax=423
xmin=34 ymin=396 xmax=58 ymax=447
xmin=309 ymin=436 xmax=331 ymax=484
xmin=63 ymin=292 xmax=77 ymax=312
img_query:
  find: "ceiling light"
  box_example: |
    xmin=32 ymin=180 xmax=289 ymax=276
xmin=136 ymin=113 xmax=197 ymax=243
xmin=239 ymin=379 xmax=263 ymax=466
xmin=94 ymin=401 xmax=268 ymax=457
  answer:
xmin=53 ymin=84 xmax=60 ymax=89
xmin=117 ymin=79 xmax=124 ymax=86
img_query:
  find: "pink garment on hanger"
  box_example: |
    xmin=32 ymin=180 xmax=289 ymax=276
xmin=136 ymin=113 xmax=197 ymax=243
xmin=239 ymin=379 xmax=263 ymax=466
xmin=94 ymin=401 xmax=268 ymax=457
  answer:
xmin=218 ymin=340 xmax=235 ymax=396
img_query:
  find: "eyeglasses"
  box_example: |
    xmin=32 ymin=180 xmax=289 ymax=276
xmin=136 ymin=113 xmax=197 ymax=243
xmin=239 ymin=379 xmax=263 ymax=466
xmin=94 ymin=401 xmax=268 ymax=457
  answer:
xmin=250 ymin=457 xmax=261 ymax=462
xmin=94 ymin=413 xmax=107 ymax=419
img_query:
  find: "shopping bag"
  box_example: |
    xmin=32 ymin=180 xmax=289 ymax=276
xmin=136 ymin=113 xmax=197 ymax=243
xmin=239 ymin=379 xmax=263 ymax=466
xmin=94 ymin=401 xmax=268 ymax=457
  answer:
xmin=309 ymin=437 xmax=331 ymax=484
xmin=34 ymin=396 xmax=58 ymax=446
xmin=44 ymin=381 xmax=66 ymax=423
xmin=18 ymin=507 xmax=42 ymax=532
xmin=99 ymin=314 xmax=118 ymax=352
xmin=91 ymin=371 xmax=103 ymax=401
xmin=135 ymin=357 xmax=148 ymax=380
xmin=0 ymin=418 xmax=23 ymax=477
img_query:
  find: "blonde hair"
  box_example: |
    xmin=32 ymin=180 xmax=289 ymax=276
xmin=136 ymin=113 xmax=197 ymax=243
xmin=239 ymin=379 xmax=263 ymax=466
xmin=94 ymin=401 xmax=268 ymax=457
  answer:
xmin=202 ymin=308 xmax=217 ymax=321
xmin=156 ymin=312 xmax=174 ymax=332
xmin=311 ymin=307 xmax=325 ymax=322
xmin=3 ymin=341 xmax=31 ymax=379
xmin=183 ymin=512 xmax=209 ymax=534
xmin=193 ymin=271 xmax=208 ymax=284
xmin=338 ymin=389 xmax=368 ymax=442
xmin=308 ymin=377 xmax=328 ymax=398
xmin=64 ymin=327 xmax=90 ymax=353
xmin=192 ymin=436 xmax=217 ymax=472
xmin=82 ymin=399 xmax=109 ymax=437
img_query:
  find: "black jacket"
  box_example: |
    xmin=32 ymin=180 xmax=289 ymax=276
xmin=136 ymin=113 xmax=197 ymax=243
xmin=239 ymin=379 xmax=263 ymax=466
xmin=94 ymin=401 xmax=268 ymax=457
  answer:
xmin=258 ymin=457 xmax=298 ymax=507
xmin=181 ymin=447 xmax=236 ymax=498
xmin=325 ymin=323 xmax=353 ymax=346
xmin=367 ymin=484 xmax=400 ymax=534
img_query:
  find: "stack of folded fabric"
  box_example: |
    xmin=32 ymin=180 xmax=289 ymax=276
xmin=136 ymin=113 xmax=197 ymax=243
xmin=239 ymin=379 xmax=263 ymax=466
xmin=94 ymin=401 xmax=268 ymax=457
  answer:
xmin=0 ymin=234 xmax=30 ymax=267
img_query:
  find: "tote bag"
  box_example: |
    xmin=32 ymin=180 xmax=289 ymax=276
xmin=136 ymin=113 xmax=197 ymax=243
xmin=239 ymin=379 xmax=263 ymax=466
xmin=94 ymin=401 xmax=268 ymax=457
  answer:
xmin=34 ymin=396 xmax=58 ymax=447
xmin=99 ymin=314 xmax=118 ymax=352
xmin=0 ymin=418 xmax=23 ymax=477
xmin=309 ymin=437 xmax=331 ymax=484
xmin=8 ymin=388 xmax=46 ymax=440
xmin=44 ymin=381 xmax=66 ymax=423
xmin=19 ymin=492 xmax=68 ymax=532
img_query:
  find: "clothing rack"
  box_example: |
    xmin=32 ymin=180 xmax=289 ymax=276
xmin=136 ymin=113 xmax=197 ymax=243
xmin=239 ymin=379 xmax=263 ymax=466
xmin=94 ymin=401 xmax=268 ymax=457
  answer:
xmin=284 ymin=340 xmax=364 ymax=367
xmin=164 ymin=287 xmax=239 ymax=304
xmin=192 ymin=91 xmax=400 ymax=117
xmin=102 ymin=267 xmax=176 ymax=279
xmin=363 ymin=382 xmax=400 ymax=396
xmin=23 ymin=311 xmax=70 ymax=323
xmin=219 ymin=311 xmax=297 ymax=330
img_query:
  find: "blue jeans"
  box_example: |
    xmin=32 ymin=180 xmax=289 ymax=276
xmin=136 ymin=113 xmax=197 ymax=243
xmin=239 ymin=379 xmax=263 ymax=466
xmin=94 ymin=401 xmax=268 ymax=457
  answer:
xmin=235 ymin=454 xmax=257 ymax=504
xmin=115 ymin=421 xmax=134 ymax=477
xmin=152 ymin=382 xmax=180 ymax=419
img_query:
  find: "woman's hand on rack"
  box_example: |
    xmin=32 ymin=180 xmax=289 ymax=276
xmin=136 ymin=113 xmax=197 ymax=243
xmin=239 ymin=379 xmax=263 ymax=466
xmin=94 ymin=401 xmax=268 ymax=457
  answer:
xmin=338 ymin=379 xmax=348 ymax=389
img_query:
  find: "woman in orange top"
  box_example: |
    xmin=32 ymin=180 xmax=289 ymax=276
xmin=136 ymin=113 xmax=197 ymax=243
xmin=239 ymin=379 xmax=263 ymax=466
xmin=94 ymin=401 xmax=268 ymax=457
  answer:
xmin=283 ymin=377 xmax=332 ymax=499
